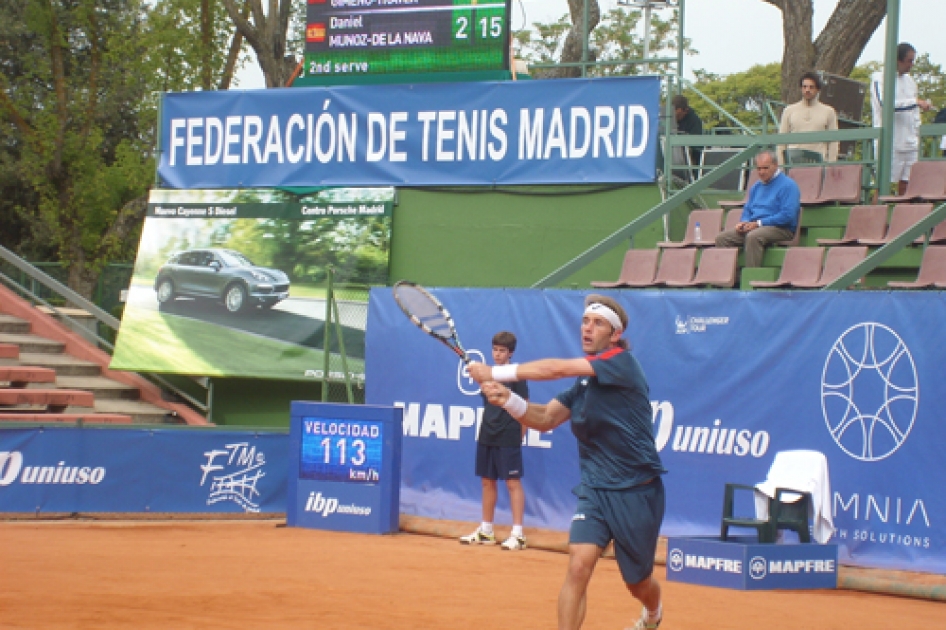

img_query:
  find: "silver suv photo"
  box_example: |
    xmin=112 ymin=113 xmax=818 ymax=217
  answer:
xmin=154 ymin=249 xmax=290 ymax=314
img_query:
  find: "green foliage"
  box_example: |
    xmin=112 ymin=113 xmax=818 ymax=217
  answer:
xmin=144 ymin=0 xmax=247 ymax=93
xmin=0 ymin=0 xmax=243 ymax=298
xmin=686 ymin=63 xmax=783 ymax=132
xmin=910 ymin=54 xmax=946 ymax=124
xmin=514 ymin=7 xmax=694 ymax=77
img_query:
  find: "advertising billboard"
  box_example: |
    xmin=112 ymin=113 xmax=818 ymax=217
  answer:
xmin=110 ymin=187 xmax=393 ymax=381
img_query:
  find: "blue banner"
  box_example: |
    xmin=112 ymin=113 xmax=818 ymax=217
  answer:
xmin=0 ymin=428 xmax=288 ymax=513
xmin=365 ymin=288 xmax=946 ymax=574
xmin=157 ymin=77 xmax=658 ymax=188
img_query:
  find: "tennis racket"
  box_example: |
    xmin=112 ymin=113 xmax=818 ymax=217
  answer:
xmin=392 ymin=280 xmax=470 ymax=364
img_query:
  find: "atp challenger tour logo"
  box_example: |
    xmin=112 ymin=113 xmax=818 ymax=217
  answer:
xmin=675 ymin=314 xmax=730 ymax=335
xmin=821 ymin=322 xmax=918 ymax=461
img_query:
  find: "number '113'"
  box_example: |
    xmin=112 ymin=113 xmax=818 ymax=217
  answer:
xmin=321 ymin=437 xmax=367 ymax=466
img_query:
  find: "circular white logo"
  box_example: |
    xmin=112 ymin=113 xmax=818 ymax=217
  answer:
xmin=668 ymin=548 xmax=684 ymax=572
xmin=749 ymin=556 xmax=767 ymax=580
xmin=822 ymin=323 xmax=918 ymax=461
xmin=457 ymin=349 xmax=486 ymax=395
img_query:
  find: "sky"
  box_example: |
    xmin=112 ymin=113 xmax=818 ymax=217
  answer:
xmin=233 ymin=0 xmax=945 ymax=89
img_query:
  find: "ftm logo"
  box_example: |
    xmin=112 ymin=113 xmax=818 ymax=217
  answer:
xmin=822 ymin=322 xmax=918 ymax=461
xmin=200 ymin=442 xmax=267 ymax=513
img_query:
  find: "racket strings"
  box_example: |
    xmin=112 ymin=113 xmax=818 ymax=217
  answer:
xmin=394 ymin=287 xmax=454 ymax=339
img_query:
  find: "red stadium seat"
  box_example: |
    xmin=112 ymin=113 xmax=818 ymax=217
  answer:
xmin=816 ymin=205 xmax=888 ymax=246
xmin=666 ymin=248 xmax=739 ymax=288
xmin=888 ymin=246 xmax=946 ymax=289
xmin=650 ymin=248 xmax=697 ymax=287
xmin=857 ymin=204 xmax=932 ymax=247
xmin=591 ymin=249 xmax=660 ymax=288
xmin=658 ymin=209 xmax=724 ymax=248
xmin=750 ymin=247 xmax=825 ymax=289
xmin=791 ymin=246 xmax=868 ymax=289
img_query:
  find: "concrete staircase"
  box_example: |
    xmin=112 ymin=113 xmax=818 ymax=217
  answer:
xmin=0 ymin=313 xmax=182 ymax=423
xmin=0 ymin=281 xmax=210 ymax=426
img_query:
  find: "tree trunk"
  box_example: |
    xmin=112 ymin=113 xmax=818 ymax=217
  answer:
xmin=765 ymin=0 xmax=814 ymax=103
xmin=222 ymin=0 xmax=295 ymax=88
xmin=764 ymin=0 xmax=886 ymax=103
xmin=201 ymin=0 xmax=213 ymax=90
xmin=219 ymin=2 xmax=252 ymax=90
xmin=813 ymin=0 xmax=887 ymax=77
xmin=549 ymin=0 xmax=601 ymax=79
xmin=66 ymin=259 xmax=97 ymax=304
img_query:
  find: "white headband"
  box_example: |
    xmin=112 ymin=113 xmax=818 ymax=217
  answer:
xmin=585 ymin=302 xmax=624 ymax=332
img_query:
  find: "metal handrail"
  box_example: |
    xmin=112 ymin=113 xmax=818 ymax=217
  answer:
xmin=0 ymin=245 xmax=209 ymax=414
xmin=532 ymin=145 xmax=761 ymax=287
xmin=0 ymin=271 xmax=115 ymax=351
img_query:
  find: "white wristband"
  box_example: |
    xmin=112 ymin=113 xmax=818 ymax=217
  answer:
xmin=491 ymin=364 xmax=519 ymax=382
xmin=502 ymin=392 xmax=528 ymax=419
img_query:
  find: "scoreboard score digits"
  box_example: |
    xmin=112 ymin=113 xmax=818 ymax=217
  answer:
xmin=304 ymin=0 xmax=511 ymax=79
xmin=299 ymin=417 xmax=384 ymax=483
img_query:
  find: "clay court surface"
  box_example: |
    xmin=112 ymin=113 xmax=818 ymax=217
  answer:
xmin=1 ymin=519 xmax=942 ymax=629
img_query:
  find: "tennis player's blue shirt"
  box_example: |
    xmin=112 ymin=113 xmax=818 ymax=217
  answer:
xmin=740 ymin=170 xmax=801 ymax=233
xmin=555 ymin=347 xmax=666 ymax=490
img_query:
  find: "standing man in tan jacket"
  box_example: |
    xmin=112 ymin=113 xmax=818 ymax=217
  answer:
xmin=779 ymin=72 xmax=839 ymax=164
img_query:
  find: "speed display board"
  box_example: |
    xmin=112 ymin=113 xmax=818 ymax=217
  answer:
xmin=304 ymin=0 xmax=510 ymax=80
xmin=287 ymin=401 xmax=402 ymax=535
xmin=299 ymin=417 xmax=384 ymax=484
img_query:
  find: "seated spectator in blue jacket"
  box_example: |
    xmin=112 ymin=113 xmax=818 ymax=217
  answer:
xmin=715 ymin=151 xmax=801 ymax=267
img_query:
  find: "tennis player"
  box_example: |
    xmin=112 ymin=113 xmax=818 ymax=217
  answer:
xmin=468 ymin=294 xmax=666 ymax=630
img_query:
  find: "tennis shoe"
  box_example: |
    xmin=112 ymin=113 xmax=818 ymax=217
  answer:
xmin=459 ymin=528 xmax=496 ymax=545
xmin=627 ymin=607 xmax=661 ymax=630
xmin=501 ymin=534 xmax=527 ymax=551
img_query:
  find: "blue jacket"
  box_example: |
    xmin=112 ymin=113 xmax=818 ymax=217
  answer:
xmin=740 ymin=171 xmax=801 ymax=233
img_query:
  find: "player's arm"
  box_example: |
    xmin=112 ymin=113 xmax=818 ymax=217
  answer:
xmin=468 ymin=357 xmax=594 ymax=384
xmin=482 ymin=381 xmax=570 ymax=433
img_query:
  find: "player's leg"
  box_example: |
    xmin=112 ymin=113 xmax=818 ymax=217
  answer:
xmin=460 ymin=443 xmax=498 ymax=544
xmin=626 ymin=576 xmax=662 ymax=629
xmin=501 ymin=478 xmax=526 ymax=549
xmin=606 ymin=479 xmax=666 ymax=629
xmin=558 ymin=543 xmax=601 ymax=630
xmin=481 ymin=477 xmax=498 ymax=524
xmin=498 ymin=445 xmax=526 ymax=550
xmin=507 ymin=478 xmax=524 ymax=530
xmin=560 ymin=488 xmax=611 ymax=629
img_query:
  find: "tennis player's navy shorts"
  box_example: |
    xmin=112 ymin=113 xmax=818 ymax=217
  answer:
xmin=569 ymin=477 xmax=665 ymax=584
xmin=475 ymin=444 xmax=524 ymax=480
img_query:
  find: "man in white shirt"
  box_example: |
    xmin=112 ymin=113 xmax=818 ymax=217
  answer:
xmin=871 ymin=43 xmax=934 ymax=195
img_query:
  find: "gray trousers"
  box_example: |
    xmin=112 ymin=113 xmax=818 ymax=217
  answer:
xmin=715 ymin=226 xmax=795 ymax=268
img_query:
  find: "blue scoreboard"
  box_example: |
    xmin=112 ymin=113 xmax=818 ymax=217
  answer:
xmin=288 ymin=402 xmax=402 ymax=534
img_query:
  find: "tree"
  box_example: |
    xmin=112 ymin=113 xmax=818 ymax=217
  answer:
xmin=516 ymin=6 xmax=693 ymax=78
xmin=222 ymin=0 xmax=299 ymax=88
xmin=145 ymin=0 xmax=249 ymax=92
xmin=0 ymin=0 xmax=244 ymax=298
xmin=687 ymin=64 xmax=783 ymax=131
xmin=762 ymin=0 xmax=886 ymax=103
xmin=514 ymin=0 xmax=601 ymax=79
xmin=0 ymin=1 xmax=157 ymax=298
